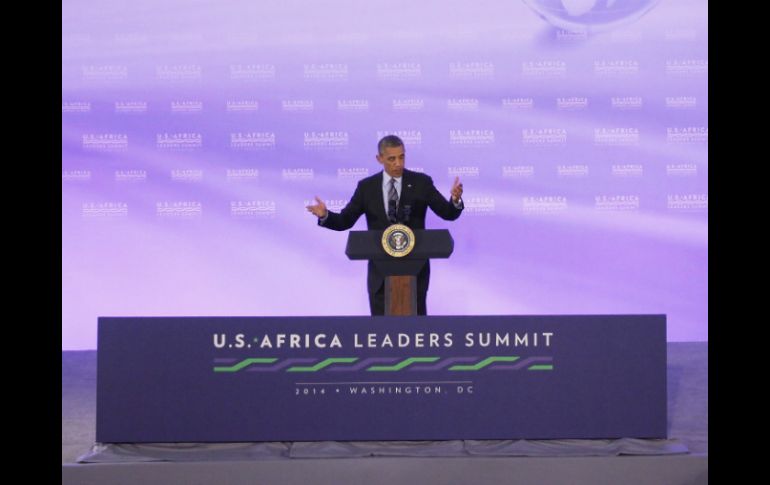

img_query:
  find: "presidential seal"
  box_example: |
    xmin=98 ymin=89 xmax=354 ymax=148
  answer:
xmin=381 ymin=224 xmax=416 ymax=257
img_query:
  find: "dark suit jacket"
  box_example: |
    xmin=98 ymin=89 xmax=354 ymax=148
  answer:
xmin=319 ymin=169 xmax=463 ymax=294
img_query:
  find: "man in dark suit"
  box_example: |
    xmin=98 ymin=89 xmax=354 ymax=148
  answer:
xmin=306 ymin=135 xmax=464 ymax=315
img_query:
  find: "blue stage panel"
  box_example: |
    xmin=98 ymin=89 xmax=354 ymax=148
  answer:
xmin=96 ymin=315 xmax=666 ymax=442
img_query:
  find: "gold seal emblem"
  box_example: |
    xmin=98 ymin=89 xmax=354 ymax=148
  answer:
xmin=381 ymin=224 xmax=416 ymax=257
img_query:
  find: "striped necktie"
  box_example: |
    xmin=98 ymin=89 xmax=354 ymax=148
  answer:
xmin=388 ymin=177 xmax=398 ymax=222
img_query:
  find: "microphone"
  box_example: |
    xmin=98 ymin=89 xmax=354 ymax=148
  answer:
xmin=402 ymin=204 xmax=411 ymax=224
xmin=388 ymin=199 xmax=397 ymax=223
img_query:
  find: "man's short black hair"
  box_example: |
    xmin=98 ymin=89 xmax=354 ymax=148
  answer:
xmin=377 ymin=135 xmax=404 ymax=155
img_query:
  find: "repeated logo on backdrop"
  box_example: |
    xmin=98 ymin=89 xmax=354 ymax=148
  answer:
xmin=61 ymin=0 xmax=708 ymax=348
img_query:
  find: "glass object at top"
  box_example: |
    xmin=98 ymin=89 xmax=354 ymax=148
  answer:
xmin=521 ymin=0 xmax=662 ymax=33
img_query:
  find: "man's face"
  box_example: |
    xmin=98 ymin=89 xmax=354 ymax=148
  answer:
xmin=377 ymin=145 xmax=405 ymax=178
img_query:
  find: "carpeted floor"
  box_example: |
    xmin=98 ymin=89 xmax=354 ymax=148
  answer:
xmin=62 ymin=342 xmax=707 ymax=464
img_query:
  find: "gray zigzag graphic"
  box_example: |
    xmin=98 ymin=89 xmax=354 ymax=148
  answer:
xmin=246 ymin=358 xmax=316 ymax=372
xmin=410 ymin=357 xmax=480 ymax=371
xmin=328 ymin=357 xmax=399 ymax=371
xmin=491 ymin=356 xmax=553 ymax=370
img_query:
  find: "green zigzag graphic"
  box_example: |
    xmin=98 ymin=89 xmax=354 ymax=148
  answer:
xmin=287 ymin=358 xmax=359 ymax=372
xmin=449 ymin=356 xmax=520 ymax=371
xmin=367 ymin=357 xmax=440 ymax=371
xmin=213 ymin=358 xmax=278 ymax=372
xmin=213 ymin=356 xmax=553 ymax=372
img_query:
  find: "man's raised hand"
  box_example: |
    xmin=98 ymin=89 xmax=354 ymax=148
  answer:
xmin=306 ymin=196 xmax=328 ymax=218
xmin=450 ymin=177 xmax=463 ymax=203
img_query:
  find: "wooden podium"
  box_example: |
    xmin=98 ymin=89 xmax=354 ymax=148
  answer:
xmin=345 ymin=229 xmax=454 ymax=315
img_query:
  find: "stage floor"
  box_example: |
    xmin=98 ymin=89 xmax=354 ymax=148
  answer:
xmin=62 ymin=342 xmax=707 ymax=484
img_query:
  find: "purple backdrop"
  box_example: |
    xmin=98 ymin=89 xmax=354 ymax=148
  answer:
xmin=62 ymin=0 xmax=708 ymax=349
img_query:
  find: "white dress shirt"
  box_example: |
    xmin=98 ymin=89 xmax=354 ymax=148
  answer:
xmin=382 ymin=174 xmax=402 ymax=214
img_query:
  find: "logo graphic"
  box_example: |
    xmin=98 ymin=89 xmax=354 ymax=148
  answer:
xmin=337 ymin=99 xmax=369 ymax=112
xmin=382 ymin=224 xmax=416 ymax=257
xmin=115 ymin=101 xmax=147 ymax=113
xmin=156 ymin=201 xmax=202 ymax=218
xmin=82 ymin=202 xmax=128 ymax=218
xmin=115 ymin=170 xmax=147 ymax=182
xmin=226 ymin=100 xmax=260 ymax=112
xmin=81 ymin=65 xmax=127 ymax=80
xmin=156 ymin=133 xmax=202 ymax=150
xmin=450 ymin=130 xmax=495 ymax=146
xmin=282 ymin=168 xmax=314 ymax=181
xmin=392 ymin=99 xmax=424 ymax=111
xmin=82 ymin=134 xmax=128 ymax=151
xmin=555 ymin=29 xmax=587 ymax=41
xmin=231 ymin=201 xmax=277 ymax=219
xmin=557 ymin=164 xmax=589 ymax=177
xmin=594 ymin=60 xmax=639 ymax=76
xmin=666 ymin=59 xmax=708 ymax=75
xmin=611 ymin=97 xmax=643 ymax=110
xmin=594 ymin=128 xmax=639 ymax=146
xmin=376 ymin=130 xmax=421 ymax=146
xmin=324 ymin=199 xmax=348 ymax=212
xmin=594 ymin=195 xmax=640 ymax=211
xmin=523 ymin=196 xmax=568 ymax=214
xmin=447 ymin=99 xmax=479 ymax=111
xmin=171 ymin=169 xmax=203 ymax=182
xmin=464 ymin=197 xmax=496 ymax=215
xmin=230 ymin=132 xmax=276 ymax=149
xmin=449 ymin=62 xmax=494 ymax=80
xmin=503 ymin=165 xmax=535 ymax=178
xmin=62 ymin=170 xmax=91 ymax=182
xmin=156 ymin=64 xmax=202 ymax=80
xmin=62 ymin=102 xmax=91 ymax=113
xmin=667 ymin=127 xmax=708 ymax=143
xmin=666 ymin=164 xmax=698 ymax=176
xmin=502 ymin=98 xmax=533 ymax=109
xmin=304 ymin=63 xmax=348 ymax=81
xmin=612 ymin=164 xmax=643 ymax=177
xmin=227 ymin=169 xmax=260 ymax=182
xmin=304 ymin=131 xmax=349 ymax=149
xmin=281 ymin=100 xmax=313 ymax=112
xmin=667 ymin=194 xmax=708 ymax=210
xmin=665 ymin=97 xmax=697 ymax=109
xmin=522 ymin=61 xmax=566 ymax=78
xmin=523 ymin=128 xmax=567 ymax=145
xmin=337 ymin=168 xmax=369 ymax=179
xmin=448 ymin=166 xmax=480 ymax=178
xmin=557 ymin=97 xmax=588 ymax=110
xmin=230 ymin=64 xmax=276 ymax=81
xmin=171 ymin=101 xmax=203 ymax=113
xmin=378 ymin=63 xmax=422 ymax=81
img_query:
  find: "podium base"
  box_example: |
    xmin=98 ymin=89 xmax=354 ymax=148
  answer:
xmin=384 ymin=275 xmax=417 ymax=316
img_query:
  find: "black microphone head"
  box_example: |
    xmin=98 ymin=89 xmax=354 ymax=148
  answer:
xmin=402 ymin=204 xmax=411 ymax=222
